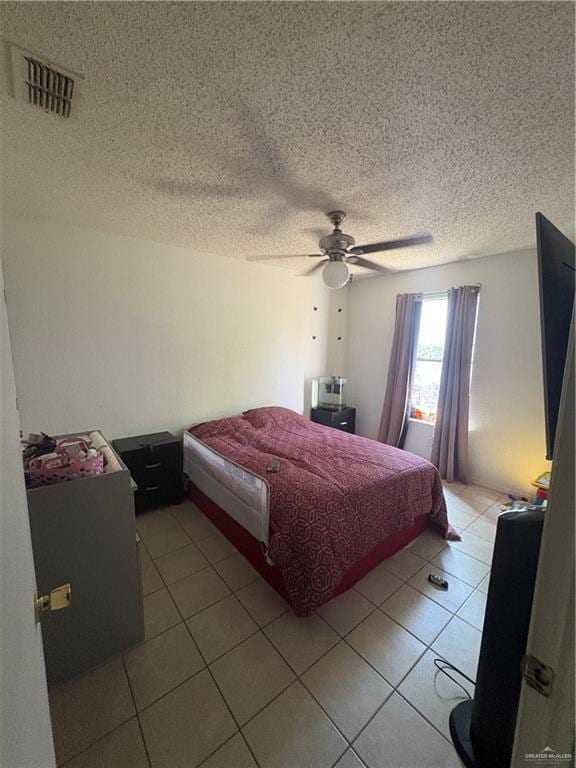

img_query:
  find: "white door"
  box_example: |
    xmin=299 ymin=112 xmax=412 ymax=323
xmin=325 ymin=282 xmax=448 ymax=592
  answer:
xmin=0 ymin=256 xmax=55 ymax=767
xmin=512 ymin=314 xmax=575 ymax=765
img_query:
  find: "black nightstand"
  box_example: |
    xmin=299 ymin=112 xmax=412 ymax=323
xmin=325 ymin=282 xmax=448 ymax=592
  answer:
xmin=311 ymin=407 xmax=356 ymax=434
xmin=112 ymin=431 xmax=184 ymax=511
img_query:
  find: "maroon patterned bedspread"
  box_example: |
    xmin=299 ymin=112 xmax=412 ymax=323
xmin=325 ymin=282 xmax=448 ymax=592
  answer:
xmin=189 ymin=407 xmax=459 ymax=615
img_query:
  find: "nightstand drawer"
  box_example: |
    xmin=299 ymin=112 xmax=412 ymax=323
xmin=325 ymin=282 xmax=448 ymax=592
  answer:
xmin=310 ymin=407 xmax=356 ymax=434
xmin=141 ymin=462 xmax=168 ymax=486
xmin=135 ymin=484 xmax=182 ymax=510
xmin=113 ymin=432 xmax=184 ymax=511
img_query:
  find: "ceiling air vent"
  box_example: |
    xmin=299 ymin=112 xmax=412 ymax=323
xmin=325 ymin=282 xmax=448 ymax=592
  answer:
xmin=9 ymin=44 xmax=83 ymax=119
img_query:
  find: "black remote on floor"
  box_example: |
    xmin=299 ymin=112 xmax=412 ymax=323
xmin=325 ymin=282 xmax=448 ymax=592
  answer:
xmin=428 ymin=573 xmax=449 ymax=590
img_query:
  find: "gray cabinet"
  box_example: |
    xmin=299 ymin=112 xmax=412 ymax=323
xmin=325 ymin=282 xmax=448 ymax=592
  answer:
xmin=26 ymin=432 xmax=144 ymax=686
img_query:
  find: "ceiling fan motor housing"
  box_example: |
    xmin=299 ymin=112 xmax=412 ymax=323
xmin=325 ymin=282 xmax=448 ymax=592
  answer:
xmin=319 ymin=231 xmax=356 ymax=255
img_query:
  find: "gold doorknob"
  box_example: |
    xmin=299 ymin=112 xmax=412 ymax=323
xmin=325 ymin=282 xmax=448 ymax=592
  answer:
xmin=35 ymin=583 xmax=71 ymax=622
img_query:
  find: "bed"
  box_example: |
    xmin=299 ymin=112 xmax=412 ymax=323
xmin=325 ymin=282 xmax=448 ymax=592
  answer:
xmin=184 ymin=406 xmax=458 ymax=616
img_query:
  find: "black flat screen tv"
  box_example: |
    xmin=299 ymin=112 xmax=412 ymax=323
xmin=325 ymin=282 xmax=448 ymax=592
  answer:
xmin=536 ymin=212 xmax=575 ymax=460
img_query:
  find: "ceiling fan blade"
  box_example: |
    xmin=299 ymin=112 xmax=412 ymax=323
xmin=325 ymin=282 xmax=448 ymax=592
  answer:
xmin=346 ymin=255 xmax=386 ymax=272
xmin=349 ymin=234 xmax=433 ymax=255
xmin=247 ymin=253 xmax=323 ymax=262
xmin=299 ymin=260 xmax=328 ymax=276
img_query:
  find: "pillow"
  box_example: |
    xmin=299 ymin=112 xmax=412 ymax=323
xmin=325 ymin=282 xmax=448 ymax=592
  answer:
xmin=242 ymin=406 xmax=307 ymax=429
xmin=189 ymin=415 xmax=247 ymax=440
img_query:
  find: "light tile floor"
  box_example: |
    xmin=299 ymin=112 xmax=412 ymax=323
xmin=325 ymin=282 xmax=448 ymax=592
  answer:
xmin=50 ymin=481 xmax=502 ymax=768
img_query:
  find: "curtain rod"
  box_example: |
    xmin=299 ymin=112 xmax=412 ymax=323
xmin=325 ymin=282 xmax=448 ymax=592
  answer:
xmin=419 ymin=284 xmax=482 ymax=300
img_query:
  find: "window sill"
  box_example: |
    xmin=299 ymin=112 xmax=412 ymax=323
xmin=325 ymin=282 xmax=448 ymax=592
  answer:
xmin=408 ymin=417 xmax=436 ymax=427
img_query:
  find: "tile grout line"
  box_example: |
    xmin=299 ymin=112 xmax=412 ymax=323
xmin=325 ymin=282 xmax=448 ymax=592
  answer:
xmin=206 ymin=484 xmax=489 ymax=754
xmin=128 ymin=618 xmax=266 ymax=767
xmin=330 ymin=620 xmax=467 ymax=751
xmin=284 ymin=599 xmax=435 ymax=746
xmin=147 ymin=557 xmax=254 ymax=631
xmin=185 ymin=582 xmax=382 ymax=759
xmin=294 ymin=676 xmax=357 ymax=764
xmin=141 ymin=507 xmax=270 ymax=748
xmin=421 ymin=559 xmax=490 ymax=591
xmin=135 ymin=505 xmax=269 ymax=766
xmin=121 ymin=654 xmax=153 ymax=768
xmin=54 ymin=656 xmax=149 ymax=768
xmin=56 ymin=713 xmax=139 ymax=768
xmin=198 ymin=594 xmax=356 ymax=760
xmin=139 ymin=505 xmax=225 ymax=573
xmin=65 ymin=613 xmax=470 ymax=765
xmin=194 ymin=730 xmax=260 ymax=768
xmin=158 ymin=554 xmax=262 ymax=605
xmin=140 ymin=532 xmax=192 ymax=561
xmin=349 ymin=598 xmax=477 ymax=743
xmin=180 ymin=617 xmax=264 ymax=768
xmin=246 ymin=576 xmax=464 ymax=758
xmin=103 ymin=554 xmax=479 ymax=756
xmin=61 ymin=612 xmax=378 ymax=768
xmin=135 ymin=537 xmax=483 ymax=748
xmin=63 ymin=500 xmax=489 ymax=765
xmin=194 ymin=731 xmax=242 ymax=768
xmin=312 ymin=565 xmax=479 ymax=750
xmin=135 ymin=576 xmax=307 ymax=688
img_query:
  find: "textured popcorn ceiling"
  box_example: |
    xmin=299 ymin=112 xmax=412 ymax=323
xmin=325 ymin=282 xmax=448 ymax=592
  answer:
xmin=0 ymin=2 xmax=574 ymax=275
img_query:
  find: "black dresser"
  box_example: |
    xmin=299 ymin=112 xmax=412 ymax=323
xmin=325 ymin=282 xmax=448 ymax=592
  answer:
xmin=311 ymin=406 xmax=356 ymax=434
xmin=112 ymin=431 xmax=184 ymax=511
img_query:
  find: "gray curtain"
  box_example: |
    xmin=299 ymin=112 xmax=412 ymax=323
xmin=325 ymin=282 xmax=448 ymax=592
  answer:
xmin=431 ymin=285 xmax=480 ymax=482
xmin=378 ymin=293 xmax=422 ymax=447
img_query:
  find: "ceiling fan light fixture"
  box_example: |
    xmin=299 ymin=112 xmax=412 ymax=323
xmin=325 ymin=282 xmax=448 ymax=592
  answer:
xmin=322 ymin=260 xmax=349 ymax=289
xmin=249 ymin=210 xmax=433 ymax=279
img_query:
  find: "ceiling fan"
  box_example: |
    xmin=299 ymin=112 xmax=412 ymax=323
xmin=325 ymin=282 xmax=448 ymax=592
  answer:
xmin=249 ymin=211 xmax=434 ymax=289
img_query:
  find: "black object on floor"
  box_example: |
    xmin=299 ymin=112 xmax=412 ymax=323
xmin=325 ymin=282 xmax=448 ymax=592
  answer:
xmin=449 ymin=506 xmax=544 ymax=768
xmin=450 ymin=700 xmax=475 ymax=765
xmin=428 ymin=573 xmax=449 ymax=590
xmin=113 ymin=431 xmax=184 ymax=511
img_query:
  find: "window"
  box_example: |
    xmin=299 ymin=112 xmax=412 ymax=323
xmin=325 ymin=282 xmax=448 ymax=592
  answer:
xmin=409 ymin=296 xmax=448 ymax=424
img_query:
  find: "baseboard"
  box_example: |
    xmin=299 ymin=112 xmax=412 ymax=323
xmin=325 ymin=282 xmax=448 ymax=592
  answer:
xmin=468 ymin=475 xmax=534 ymax=500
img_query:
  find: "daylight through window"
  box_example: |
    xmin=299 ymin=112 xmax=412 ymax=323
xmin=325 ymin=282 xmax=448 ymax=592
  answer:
xmin=409 ymin=296 xmax=448 ymax=423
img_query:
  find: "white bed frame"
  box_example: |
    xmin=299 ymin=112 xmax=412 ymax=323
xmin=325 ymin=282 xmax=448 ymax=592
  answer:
xmin=183 ymin=431 xmax=271 ymax=546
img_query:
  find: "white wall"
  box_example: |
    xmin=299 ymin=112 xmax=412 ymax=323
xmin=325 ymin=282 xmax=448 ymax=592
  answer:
xmin=1 ymin=214 xmax=334 ymax=440
xmin=403 ymin=419 xmax=435 ymax=461
xmin=325 ymin=287 xmax=348 ymax=376
xmin=2 ymin=212 xmax=549 ymax=495
xmin=345 ymin=250 xmax=551 ymax=494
